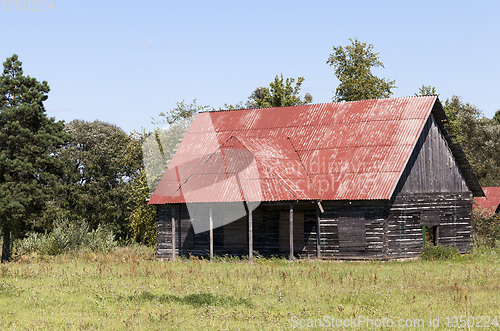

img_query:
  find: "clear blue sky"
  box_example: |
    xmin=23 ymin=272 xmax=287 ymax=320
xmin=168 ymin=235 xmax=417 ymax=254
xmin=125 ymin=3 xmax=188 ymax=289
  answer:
xmin=2 ymin=0 xmax=499 ymax=133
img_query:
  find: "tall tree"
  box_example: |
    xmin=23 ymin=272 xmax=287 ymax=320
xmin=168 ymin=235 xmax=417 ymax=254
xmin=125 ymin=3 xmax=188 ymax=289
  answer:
xmin=53 ymin=120 xmax=141 ymax=238
xmin=443 ymin=96 xmax=500 ymax=186
xmin=154 ymin=99 xmax=211 ymax=125
xmin=0 ymin=55 xmax=69 ymax=261
xmin=127 ymin=101 xmax=210 ymax=245
xmin=125 ymin=130 xmax=157 ymax=246
xmin=415 ymin=85 xmax=438 ymax=97
xmin=327 ymin=38 xmax=396 ymax=102
xmin=493 ymin=109 xmax=500 ymax=125
xmin=414 ymin=86 xmax=500 ymax=187
xmin=127 ymin=168 xmax=157 ymax=246
xmin=245 ymin=74 xmax=313 ymax=109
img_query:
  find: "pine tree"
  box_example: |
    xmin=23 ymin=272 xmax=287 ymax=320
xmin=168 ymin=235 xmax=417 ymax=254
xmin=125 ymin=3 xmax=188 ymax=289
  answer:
xmin=0 ymin=55 xmax=69 ymax=261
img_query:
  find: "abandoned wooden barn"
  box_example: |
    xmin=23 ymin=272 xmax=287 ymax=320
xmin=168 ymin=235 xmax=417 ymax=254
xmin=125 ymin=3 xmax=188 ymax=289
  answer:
xmin=474 ymin=187 xmax=500 ymax=214
xmin=149 ymin=96 xmax=484 ymax=260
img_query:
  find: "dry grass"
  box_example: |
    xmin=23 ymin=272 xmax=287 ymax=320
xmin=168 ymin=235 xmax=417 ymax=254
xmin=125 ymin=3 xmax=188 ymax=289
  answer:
xmin=0 ymin=246 xmax=499 ymax=330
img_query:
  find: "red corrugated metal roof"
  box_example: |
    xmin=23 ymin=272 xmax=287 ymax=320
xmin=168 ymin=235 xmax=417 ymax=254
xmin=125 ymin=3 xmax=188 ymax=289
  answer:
xmin=151 ymin=135 xmax=321 ymax=203
xmin=149 ymin=96 xmax=439 ymax=204
xmin=474 ymin=187 xmax=500 ymax=212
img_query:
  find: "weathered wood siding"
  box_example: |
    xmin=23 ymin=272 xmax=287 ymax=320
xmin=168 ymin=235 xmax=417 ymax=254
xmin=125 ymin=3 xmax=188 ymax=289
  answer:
xmin=397 ymin=113 xmax=468 ymax=194
xmin=157 ymin=203 xmax=321 ymax=258
xmin=385 ymin=111 xmax=474 ymax=257
xmin=318 ymin=201 xmax=386 ymax=259
xmin=387 ymin=193 xmax=473 ymax=257
xmin=156 ymin=205 xmax=170 ymax=258
xmin=157 ymin=204 xmax=212 ymax=258
xmin=157 ymin=194 xmax=472 ymax=259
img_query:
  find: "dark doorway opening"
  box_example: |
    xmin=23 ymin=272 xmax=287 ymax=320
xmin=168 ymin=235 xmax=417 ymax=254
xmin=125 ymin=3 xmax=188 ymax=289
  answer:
xmin=423 ymin=225 xmax=439 ymax=246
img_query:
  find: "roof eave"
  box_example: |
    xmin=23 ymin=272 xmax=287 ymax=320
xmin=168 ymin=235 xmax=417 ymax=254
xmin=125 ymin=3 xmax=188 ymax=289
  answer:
xmin=430 ymin=98 xmax=485 ymax=197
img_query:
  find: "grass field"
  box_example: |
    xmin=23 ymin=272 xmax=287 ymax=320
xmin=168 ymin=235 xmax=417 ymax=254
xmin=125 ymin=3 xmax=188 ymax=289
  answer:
xmin=0 ymin=246 xmax=499 ymax=330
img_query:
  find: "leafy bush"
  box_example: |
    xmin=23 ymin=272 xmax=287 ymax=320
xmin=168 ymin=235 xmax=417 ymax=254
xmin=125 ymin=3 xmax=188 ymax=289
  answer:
xmin=126 ymin=169 xmax=156 ymax=247
xmin=473 ymin=208 xmax=500 ymax=248
xmin=13 ymin=220 xmax=117 ymax=257
xmin=13 ymin=232 xmax=45 ymax=256
xmin=84 ymin=225 xmax=117 ymax=253
xmin=420 ymin=244 xmax=460 ymax=261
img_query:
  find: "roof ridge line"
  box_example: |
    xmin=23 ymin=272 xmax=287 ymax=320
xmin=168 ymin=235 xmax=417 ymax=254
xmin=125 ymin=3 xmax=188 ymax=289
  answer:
xmin=199 ymin=95 xmax=437 ymax=113
xmin=296 ymin=144 xmax=415 ymax=152
xmin=209 ymin=117 xmax=429 ymax=133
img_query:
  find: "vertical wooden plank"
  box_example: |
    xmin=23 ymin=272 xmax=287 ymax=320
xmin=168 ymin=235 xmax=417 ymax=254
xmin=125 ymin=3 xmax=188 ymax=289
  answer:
xmin=289 ymin=204 xmax=294 ymax=261
xmin=209 ymin=205 xmax=213 ymax=261
xmin=248 ymin=204 xmax=253 ymax=262
xmin=316 ymin=205 xmax=321 ymax=259
xmin=171 ymin=206 xmax=176 ymax=261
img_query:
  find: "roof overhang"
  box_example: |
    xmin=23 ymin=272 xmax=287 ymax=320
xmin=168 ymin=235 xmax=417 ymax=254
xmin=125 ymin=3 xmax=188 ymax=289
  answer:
xmin=430 ymin=98 xmax=485 ymax=197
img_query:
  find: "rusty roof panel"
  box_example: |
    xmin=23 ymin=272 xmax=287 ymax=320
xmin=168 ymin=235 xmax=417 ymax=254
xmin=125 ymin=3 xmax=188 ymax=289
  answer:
xmin=168 ymin=155 xmax=207 ymax=170
xmin=180 ymin=173 xmax=244 ymax=203
xmin=188 ymin=113 xmax=216 ymax=133
xmin=150 ymin=96 xmax=454 ymax=204
xmin=311 ymin=172 xmax=399 ymax=200
xmin=210 ymin=110 xmax=242 ymax=131
xmin=299 ymin=145 xmax=413 ymax=175
xmin=474 ymin=187 xmax=500 ymax=211
xmin=288 ymin=119 xmax=425 ymax=152
xmin=234 ymin=108 xmax=260 ymax=130
xmin=352 ymin=119 xmax=424 ymax=147
xmin=244 ymin=178 xmax=295 ymax=202
xmin=250 ymin=108 xmax=279 ymax=129
xmin=240 ymin=137 xmax=298 ymax=159
xmin=176 ymin=132 xmax=220 ymax=156
xmin=237 ymin=137 xmax=319 ymax=200
xmin=152 ymin=179 xmax=181 ymax=200
xmin=152 ymin=135 xmax=319 ymax=203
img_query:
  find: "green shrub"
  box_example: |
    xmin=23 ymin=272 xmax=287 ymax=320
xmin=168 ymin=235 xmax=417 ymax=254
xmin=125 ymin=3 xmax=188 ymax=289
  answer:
xmin=473 ymin=208 xmax=500 ymax=248
xmin=421 ymin=244 xmax=460 ymax=260
xmin=14 ymin=232 xmax=46 ymax=255
xmin=84 ymin=225 xmax=117 ymax=253
xmin=13 ymin=220 xmax=117 ymax=257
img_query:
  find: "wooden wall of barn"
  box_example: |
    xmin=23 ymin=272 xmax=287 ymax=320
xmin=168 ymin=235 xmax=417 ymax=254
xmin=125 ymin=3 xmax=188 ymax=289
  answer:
xmin=396 ymin=113 xmax=468 ymax=195
xmin=386 ymin=111 xmax=473 ymax=257
xmin=387 ymin=192 xmax=473 ymax=257
xmin=157 ymin=202 xmax=390 ymax=259
xmin=157 ymin=203 xmax=321 ymax=259
xmin=156 ymin=196 xmax=472 ymax=259
xmin=157 ymin=197 xmax=472 ymax=260
xmin=318 ymin=201 xmax=387 ymax=259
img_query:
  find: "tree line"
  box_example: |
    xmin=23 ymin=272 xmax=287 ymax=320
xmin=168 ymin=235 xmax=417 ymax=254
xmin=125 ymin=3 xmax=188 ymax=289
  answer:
xmin=1 ymin=38 xmax=499 ymax=261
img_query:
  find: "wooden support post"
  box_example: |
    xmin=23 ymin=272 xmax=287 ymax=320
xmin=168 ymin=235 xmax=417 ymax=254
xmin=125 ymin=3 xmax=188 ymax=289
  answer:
xmin=422 ymin=226 xmax=426 ymax=247
xmin=171 ymin=206 xmax=176 ymax=261
xmin=248 ymin=203 xmax=253 ymax=262
xmin=178 ymin=206 xmax=182 ymax=254
xmin=289 ymin=204 xmax=294 ymax=261
xmin=209 ymin=205 xmax=213 ymax=261
xmin=316 ymin=205 xmax=321 ymax=259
